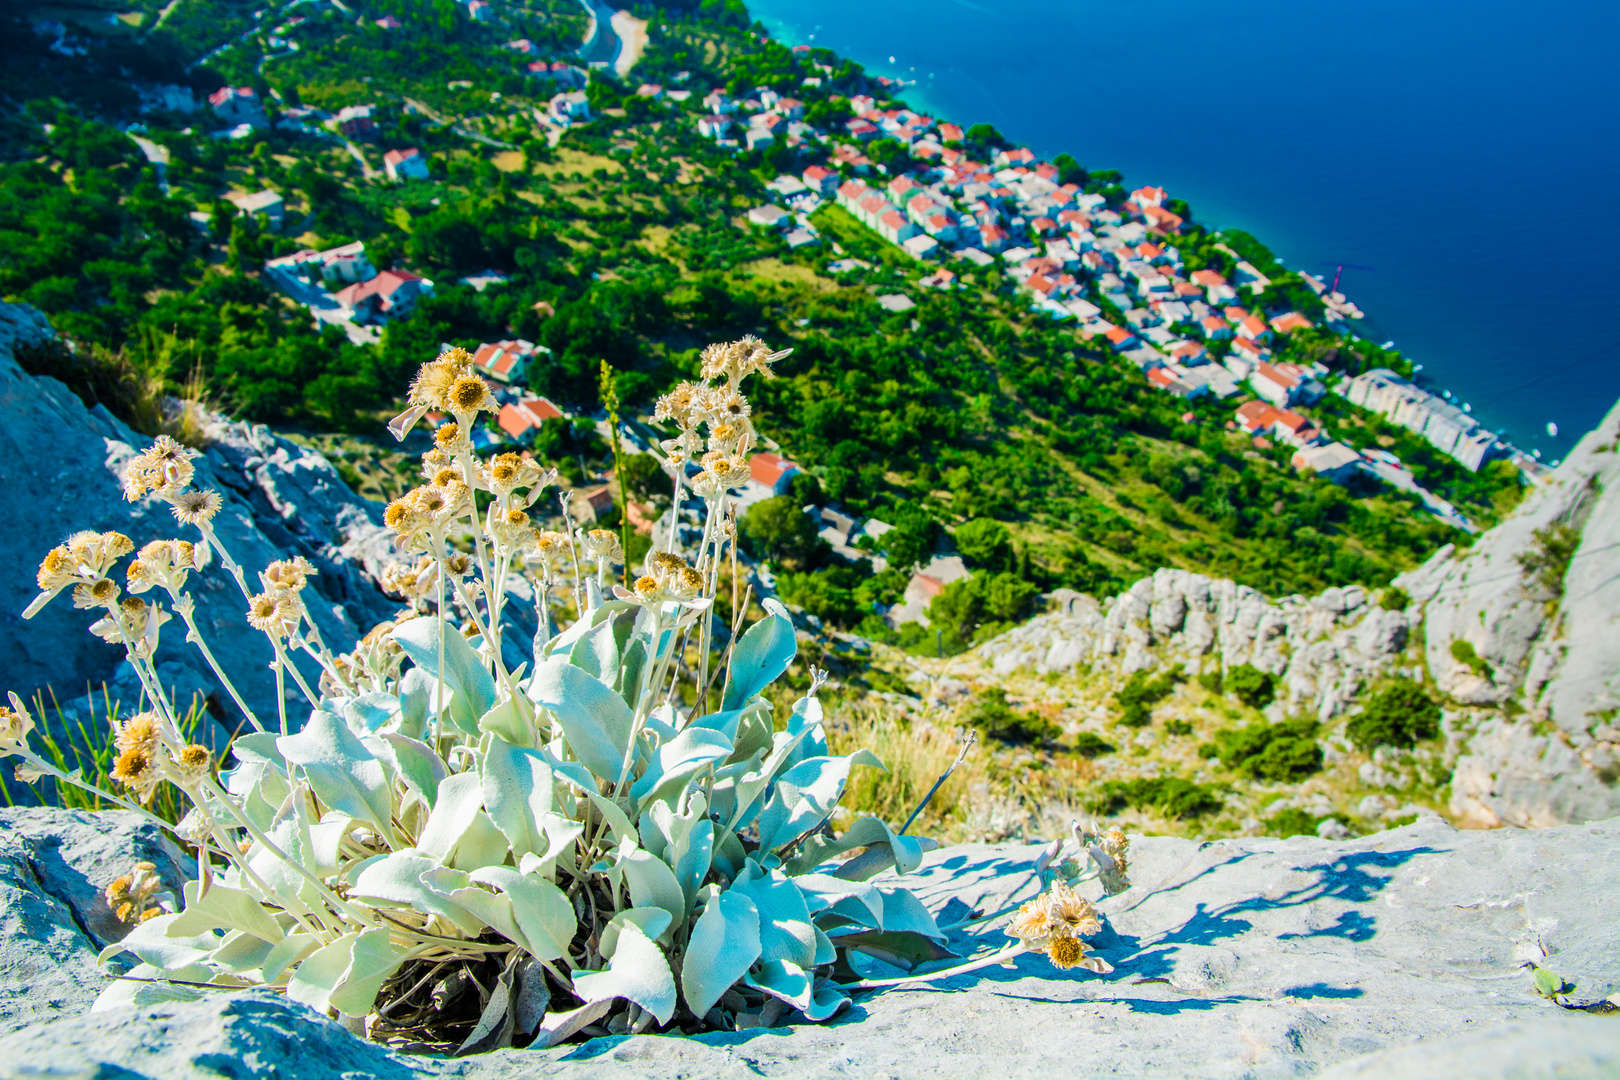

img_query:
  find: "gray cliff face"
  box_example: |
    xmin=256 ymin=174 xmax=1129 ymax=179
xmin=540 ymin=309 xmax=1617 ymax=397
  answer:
xmin=1395 ymin=395 xmax=1620 ymax=827
xmin=0 ymin=303 xmax=400 ymax=740
xmin=1396 ymin=394 xmax=1620 ymax=730
xmin=0 ymin=807 xmax=1615 ymax=1079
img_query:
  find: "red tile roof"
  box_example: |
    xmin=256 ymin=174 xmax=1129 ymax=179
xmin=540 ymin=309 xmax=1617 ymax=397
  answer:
xmin=749 ymin=451 xmax=796 ymax=486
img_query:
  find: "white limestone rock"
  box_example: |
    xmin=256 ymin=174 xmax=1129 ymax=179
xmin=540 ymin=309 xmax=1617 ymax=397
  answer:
xmin=1 ymin=815 xmax=1616 ymax=1078
xmin=0 ymin=303 xmax=404 ymax=735
xmin=0 ymin=808 xmax=190 ymax=1036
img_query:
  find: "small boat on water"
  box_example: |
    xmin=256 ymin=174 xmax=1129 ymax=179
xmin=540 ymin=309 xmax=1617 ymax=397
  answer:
xmin=1547 ymin=422 xmax=1559 ymax=438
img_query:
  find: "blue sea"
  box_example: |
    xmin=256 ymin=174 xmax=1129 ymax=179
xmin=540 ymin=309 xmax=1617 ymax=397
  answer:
xmin=746 ymin=0 xmax=1620 ymax=458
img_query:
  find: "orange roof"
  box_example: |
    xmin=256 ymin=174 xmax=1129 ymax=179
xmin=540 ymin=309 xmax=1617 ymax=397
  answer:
xmin=749 ymin=451 xmax=796 ymax=485
xmin=1224 ymin=306 xmax=1250 ymax=321
xmin=1240 ymin=315 xmax=1269 ymax=337
xmin=1257 ymin=362 xmax=1301 ymax=388
xmin=1147 ymin=367 xmax=1176 ymax=387
xmin=1235 ymin=400 xmax=1278 ymax=430
xmin=1104 ymin=326 xmax=1134 ymax=346
xmin=1192 ymin=269 xmax=1227 ymax=287
xmin=496 ymin=396 xmax=563 ymax=438
xmin=1270 ymin=312 xmax=1314 ymax=334
xmin=1272 ymin=410 xmax=1309 ymax=434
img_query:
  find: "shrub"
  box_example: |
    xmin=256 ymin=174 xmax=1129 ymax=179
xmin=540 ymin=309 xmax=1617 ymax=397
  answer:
xmin=1449 ymin=638 xmax=1492 ymax=679
xmin=1197 ymin=669 xmax=1223 ymax=694
xmin=0 ymin=338 xmax=1135 ymax=1048
xmin=1225 ymin=664 xmax=1275 ymax=709
xmin=1380 ymin=586 xmax=1411 ymax=611
xmin=1114 ymin=665 xmax=1184 ymax=727
xmin=1347 ymin=677 xmax=1441 ymax=751
xmin=1084 ymin=777 xmax=1224 ymax=819
xmin=1208 ymin=718 xmax=1323 ymax=781
xmin=1516 ymin=523 xmax=1580 ymax=601
xmin=1070 ymin=731 xmax=1116 ymax=759
xmin=1263 ymin=808 xmax=1347 ymax=839
xmin=966 ymin=688 xmax=1059 ymax=746
xmin=1163 ymin=719 xmax=1193 ymax=737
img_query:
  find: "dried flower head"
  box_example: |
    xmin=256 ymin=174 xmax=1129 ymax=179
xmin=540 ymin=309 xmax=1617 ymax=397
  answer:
xmin=105 ymin=861 xmax=168 ymax=924
xmin=434 ymin=422 xmax=462 ymax=450
xmin=111 ymin=746 xmax=160 ymax=802
xmin=1007 ymin=881 xmax=1102 ymax=954
xmin=669 ymin=565 xmax=706 ymax=602
xmin=654 ymin=382 xmax=703 ymax=429
xmin=647 ymin=550 xmax=686 ymax=582
xmin=263 ymin=557 xmax=316 ymax=593
xmin=447 ymin=376 xmax=494 ymax=415
xmin=407 ymin=349 xmax=473 ymax=410
xmin=170 ymin=488 xmax=223 ymax=527
xmin=172 ymin=744 xmax=212 ymax=785
xmin=113 ymin=711 xmax=161 ymax=756
xmin=699 ymin=335 xmax=791 ymax=386
xmin=582 ymin=529 xmax=623 ymax=564
xmin=1046 ymin=936 xmax=1086 ymax=970
xmin=123 ymin=436 xmax=197 ymax=501
xmin=73 ymin=577 xmax=120 ymax=609
xmin=246 ymin=591 xmax=299 ymax=638
xmin=36 ymin=546 xmax=76 ymax=592
xmin=0 ymin=696 xmax=35 ymax=753
xmin=420 ymin=447 xmax=453 ymax=476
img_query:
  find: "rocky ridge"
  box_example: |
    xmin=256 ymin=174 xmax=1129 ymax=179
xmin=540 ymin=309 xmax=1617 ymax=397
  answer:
xmin=0 ymin=303 xmax=401 ymax=747
xmin=907 ymin=392 xmax=1620 ymax=834
xmin=0 ymin=807 xmax=1615 ymax=1079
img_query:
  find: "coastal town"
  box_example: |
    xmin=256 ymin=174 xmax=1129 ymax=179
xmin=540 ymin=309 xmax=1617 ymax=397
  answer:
xmin=30 ymin=0 xmax=1541 ymax=629
xmin=684 ymin=75 xmax=1521 ymax=532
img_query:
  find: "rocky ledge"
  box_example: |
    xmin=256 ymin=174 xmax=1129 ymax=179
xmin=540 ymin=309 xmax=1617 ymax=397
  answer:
xmin=0 ymin=807 xmax=1615 ymax=1079
xmin=0 ymin=302 xmax=401 ymax=749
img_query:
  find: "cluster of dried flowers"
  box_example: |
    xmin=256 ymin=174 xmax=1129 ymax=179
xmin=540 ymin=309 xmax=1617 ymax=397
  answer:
xmin=2 ymin=338 xmax=1128 ymax=1052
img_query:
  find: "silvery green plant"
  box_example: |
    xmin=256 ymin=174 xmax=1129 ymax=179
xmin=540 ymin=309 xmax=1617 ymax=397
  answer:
xmin=1 ymin=338 xmax=1125 ymax=1051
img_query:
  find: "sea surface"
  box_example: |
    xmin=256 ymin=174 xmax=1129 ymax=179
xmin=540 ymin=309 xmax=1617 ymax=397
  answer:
xmin=745 ymin=0 xmax=1620 ymax=458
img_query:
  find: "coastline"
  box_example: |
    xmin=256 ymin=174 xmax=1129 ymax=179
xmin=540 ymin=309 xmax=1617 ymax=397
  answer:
xmin=745 ymin=0 xmax=1620 ymax=462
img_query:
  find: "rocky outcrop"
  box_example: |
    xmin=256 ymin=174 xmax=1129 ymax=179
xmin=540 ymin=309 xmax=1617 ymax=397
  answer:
xmin=1393 ymin=396 xmax=1620 ymax=827
xmin=0 ymin=303 xmax=401 ymax=743
xmin=0 ymin=808 xmax=1615 ymax=1078
xmin=0 ymin=807 xmax=190 ymax=1035
xmin=1398 ymin=395 xmax=1620 ymax=730
xmin=976 ymin=568 xmax=1410 ymax=722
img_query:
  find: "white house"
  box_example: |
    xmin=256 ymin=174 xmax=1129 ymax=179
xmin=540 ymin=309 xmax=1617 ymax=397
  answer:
xmin=548 ymin=91 xmax=591 ymax=124
xmin=1293 ymin=442 xmax=1362 ymax=485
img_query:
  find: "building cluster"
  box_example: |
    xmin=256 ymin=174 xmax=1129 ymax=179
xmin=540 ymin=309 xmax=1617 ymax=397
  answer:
xmin=264 ymin=241 xmax=434 ymax=328
xmin=1338 ymin=368 xmax=1502 ymax=471
xmin=696 ymin=86 xmax=812 ymax=151
xmin=207 ymin=86 xmax=268 ymax=139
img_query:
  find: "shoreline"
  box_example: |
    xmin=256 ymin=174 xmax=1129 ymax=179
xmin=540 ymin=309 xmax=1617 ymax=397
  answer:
xmin=745 ymin=2 xmax=1608 ymax=465
xmin=751 ymin=16 xmax=1557 ymax=471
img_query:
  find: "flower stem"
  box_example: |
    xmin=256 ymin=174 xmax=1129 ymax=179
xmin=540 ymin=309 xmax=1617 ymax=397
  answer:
xmin=836 ymin=943 xmax=1029 ymax=990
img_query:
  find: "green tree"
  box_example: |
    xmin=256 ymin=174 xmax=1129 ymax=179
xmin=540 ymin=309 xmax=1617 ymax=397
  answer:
xmin=740 ymin=495 xmax=824 ymax=569
xmin=1347 ymin=678 xmax=1440 ymax=751
xmin=1225 ymin=664 xmax=1275 ymax=709
xmin=954 ymin=517 xmax=1014 ymax=571
xmin=618 ymin=453 xmax=670 ymax=503
xmin=877 ymin=503 xmax=939 ymax=571
xmin=1052 ymin=153 xmax=1086 ymax=185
